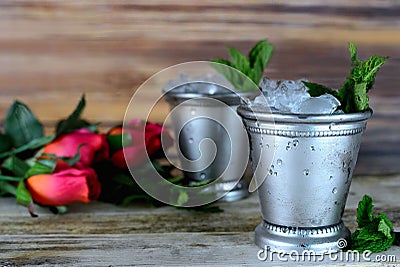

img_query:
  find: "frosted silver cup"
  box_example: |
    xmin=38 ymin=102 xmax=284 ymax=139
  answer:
xmin=164 ymin=82 xmax=254 ymax=202
xmin=237 ymin=105 xmax=371 ymax=254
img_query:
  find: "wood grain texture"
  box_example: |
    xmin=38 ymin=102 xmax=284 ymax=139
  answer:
xmin=0 ymin=0 xmax=399 ymax=174
xmin=0 ymin=175 xmax=399 ymax=266
xmin=1 ymin=233 xmax=399 ymax=266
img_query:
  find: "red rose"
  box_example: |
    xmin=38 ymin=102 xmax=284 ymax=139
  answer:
xmin=108 ymin=119 xmax=173 ymax=168
xmin=43 ymin=129 xmax=109 ymax=169
xmin=26 ymin=168 xmax=101 ymax=206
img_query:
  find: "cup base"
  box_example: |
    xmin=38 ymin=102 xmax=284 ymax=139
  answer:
xmin=255 ymin=220 xmax=350 ymax=254
xmin=218 ymin=178 xmax=249 ymax=202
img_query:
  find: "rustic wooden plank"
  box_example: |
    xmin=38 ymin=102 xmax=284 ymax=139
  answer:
xmin=0 ymin=233 xmax=399 ymax=266
xmin=0 ymin=175 xmax=398 ymax=265
xmin=0 ymin=175 xmax=399 ymax=235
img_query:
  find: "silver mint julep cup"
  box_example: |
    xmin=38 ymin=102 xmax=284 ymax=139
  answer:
xmin=237 ymin=104 xmax=372 ymax=254
xmin=163 ymin=82 xmax=256 ymax=202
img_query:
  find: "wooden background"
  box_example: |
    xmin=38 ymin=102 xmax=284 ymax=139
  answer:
xmin=1 ymin=0 xmax=399 ymax=174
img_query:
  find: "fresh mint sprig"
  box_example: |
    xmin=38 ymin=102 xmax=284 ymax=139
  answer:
xmin=349 ymin=194 xmax=396 ymax=253
xmin=211 ymin=39 xmax=274 ymax=91
xmin=303 ymin=42 xmax=388 ymax=113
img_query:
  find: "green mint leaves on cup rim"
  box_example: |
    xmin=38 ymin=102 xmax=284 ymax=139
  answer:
xmin=303 ymin=42 xmax=388 ymax=113
xmin=211 ymin=39 xmax=274 ymax=91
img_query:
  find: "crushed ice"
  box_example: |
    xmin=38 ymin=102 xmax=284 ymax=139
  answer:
xmin=253 ymin=77 xmax=341 ymax=115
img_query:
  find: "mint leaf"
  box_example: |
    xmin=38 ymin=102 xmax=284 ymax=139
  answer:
xmin=302 ymin=81 xmax=339 ymax=98
xmin=248 ymin=39 xmax=274 ymax=84
xmin=354 ymin=82 xmax=369 ymax=111
xmin=349 ymin=42 xmax=358 ymax=63
xmin=56 ymin=95 xmax=87 ymax=136
xmin=377 ymin=214 xmax=394 ymax=237
xmin=227 ymin=46 xmax=250 ymax=75
xmin=211 ymin=39 xmax=274 ymax=91
xmin=356 ymin=194 xmax=373 ymax=227
xmin=351 ymin=229 xmax=394 ymax=253
xmin=350 ymin=194 xmax=395 ymax=253
xmin=307 ymin=42 xmax=388 ymax=113
xmin=5 ymin=101 xmax=44 ymax=148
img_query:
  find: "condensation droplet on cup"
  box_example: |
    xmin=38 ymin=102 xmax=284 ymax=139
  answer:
xmin=329 ymin=175 xmax=333 ymax=180
xmin=303 ymin=169 xmax=310 ymax=176
xmin=200 ymin=173 xmax=206 ymax=179
xmin=277 ymin=159 xmax=283 ymax=165
xmin=310 ymin=145 xmax=315 ymax=151
xmin=286 ymin=145 xmax=291 ymax=151
xmin=329 ymin=123 xmax=336 ymax=130
xmin=273 ymin=172 xmax=278 ymax=176
xmin=293 ymin=139 xmax=299 ymax=147
xmin=265 ymin=144 xmax=270 ymax=149
xmin=190 ymin=108 xmax=196 ymax=115
xmin=189 ymin=138 xmax=194 ymax=144
xmin=332 ymin=187 xmax=338 ymax=194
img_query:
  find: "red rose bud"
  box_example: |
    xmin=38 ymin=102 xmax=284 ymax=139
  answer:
xmin=43 ymin=129 xmax=109 ymax=169
xmin=26 ymin=168 xmax=101 ymax=206
xmin=108 ymin=120 xmax=173 ymax=168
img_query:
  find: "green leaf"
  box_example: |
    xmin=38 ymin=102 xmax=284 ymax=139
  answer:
xmin=376 ymin=213 xmax=394 ymax=236
xmin=248 ymin=39 xmax=274 ymax=85
xmin=107 ymin=132 xmax=132 ymax=151
xmin=0 ymin=175 xmax=23 ymax=182
xmin=16 ymin=180 xmax=32 ymax=206
xmin=0 ymin=133 xmax=13 ymax=153
xmin=56 ymin=95 xmax=86 ymax=136
xmin=176 ymin=190 xmax=189 ymax=206
xmin=302 ymin=81 xmax=339 ymax=98
xmin=0 ymin=135 xmax=55 ymax=159
xmin=0 ymin=181 xmax=17 ymax=196
xmin=349 ymin=42 xmax=358 ymax=63
xmin=2 ymin=156 xmax=31 ymax=177
xmin=227 ymin=46 xmax=250 ymax=74
xmin=354 ymin=82 xmax=369 ymax=111
xmin=211 ymin=40 xmax=274 ymax=91
xmin=25 ymin=158 xmax=56 ymax=178
xmin=211 ymin=58 xmax=233 ymax=68
xmin=351 ymin=229 xmax=394 ymax=253
xmin=112 ymin=174 xmax=134 ymax=186
xmin=356 ymin=194 xmax=373 ymax=227
xmin=39 ymin=143 xmax=83 ymax=168
xmin=5 ymin=101 xmax=44 ymax=148
xmin=350 ymin=194 xmax=396 ymax=253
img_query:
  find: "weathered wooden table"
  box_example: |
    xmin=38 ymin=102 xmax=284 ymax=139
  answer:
xmin=0 ymin=175 xmax=399 ymax=266
xmin=1 ymin=1 xmax=400 ymax=266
